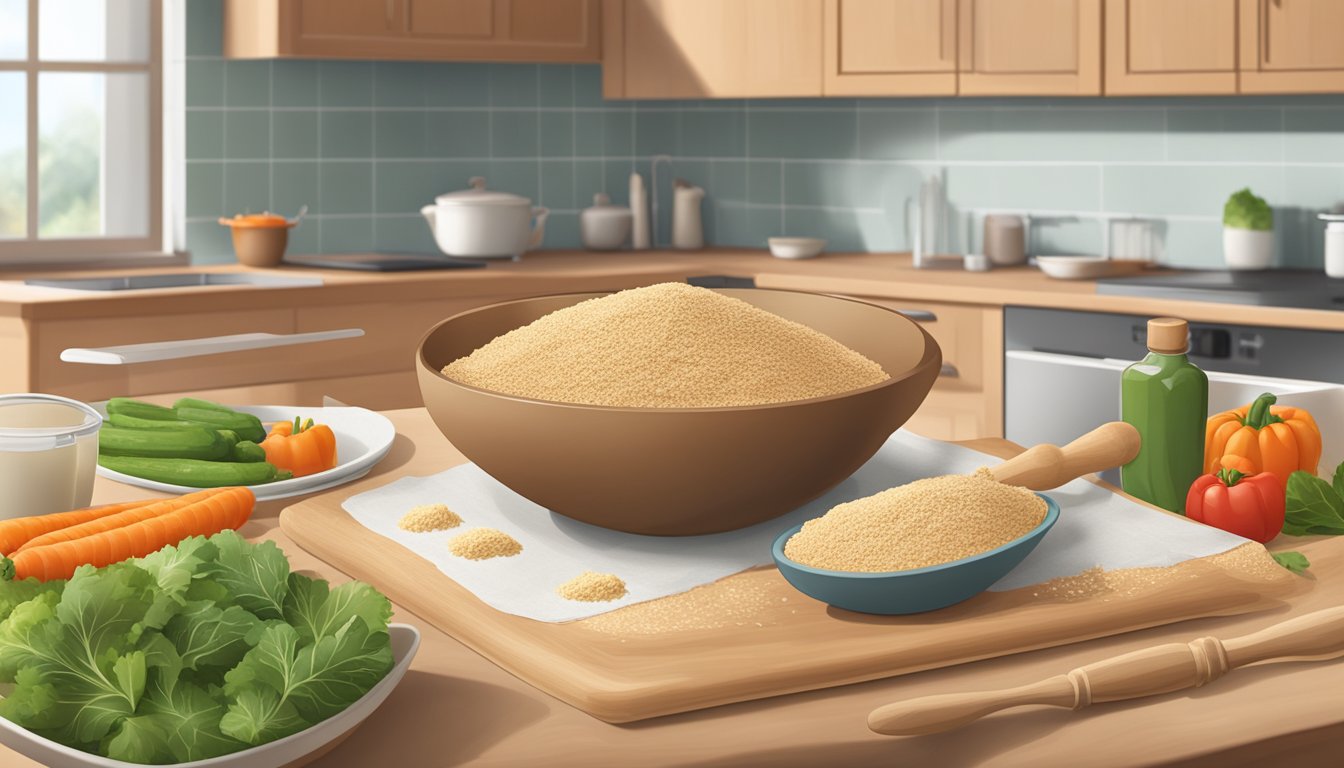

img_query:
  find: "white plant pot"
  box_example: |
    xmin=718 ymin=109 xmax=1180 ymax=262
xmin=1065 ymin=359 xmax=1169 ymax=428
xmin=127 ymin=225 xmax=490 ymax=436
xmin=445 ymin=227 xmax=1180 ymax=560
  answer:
xmin=1223 ymin=227 xmax=1274 ymax=270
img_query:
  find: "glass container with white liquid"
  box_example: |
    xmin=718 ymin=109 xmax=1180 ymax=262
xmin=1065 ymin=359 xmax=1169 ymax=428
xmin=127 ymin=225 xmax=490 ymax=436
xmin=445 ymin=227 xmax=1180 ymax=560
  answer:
xmin=0 ymin=394 xmax=103 ymax=518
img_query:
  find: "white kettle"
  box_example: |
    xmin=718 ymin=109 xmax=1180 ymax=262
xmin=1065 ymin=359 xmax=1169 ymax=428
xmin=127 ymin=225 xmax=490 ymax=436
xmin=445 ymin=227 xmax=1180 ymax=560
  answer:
xmin=420 ymin=177 xmax=549 ymax=259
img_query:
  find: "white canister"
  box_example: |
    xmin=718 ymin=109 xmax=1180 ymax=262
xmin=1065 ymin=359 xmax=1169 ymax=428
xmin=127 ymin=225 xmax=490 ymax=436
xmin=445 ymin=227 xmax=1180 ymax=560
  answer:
xmin=580 ymin=193 xmax=633 ymax=251
xmin=1323 ymin=216 xmax=1344 ymax=278
xmin=0 ymin=394 xmax=102 ymax=518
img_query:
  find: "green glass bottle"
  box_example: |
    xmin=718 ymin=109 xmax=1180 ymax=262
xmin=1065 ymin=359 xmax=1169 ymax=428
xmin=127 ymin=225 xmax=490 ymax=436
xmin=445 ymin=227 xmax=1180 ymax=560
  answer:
xmin=1121 ymin=318 xmax=1208 ymax=514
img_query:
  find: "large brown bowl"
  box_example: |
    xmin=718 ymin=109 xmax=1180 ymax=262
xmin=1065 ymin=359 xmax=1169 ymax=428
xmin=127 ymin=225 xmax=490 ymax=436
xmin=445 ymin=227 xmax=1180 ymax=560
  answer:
xmin=415 ymin=289 xmax=942 ymax=536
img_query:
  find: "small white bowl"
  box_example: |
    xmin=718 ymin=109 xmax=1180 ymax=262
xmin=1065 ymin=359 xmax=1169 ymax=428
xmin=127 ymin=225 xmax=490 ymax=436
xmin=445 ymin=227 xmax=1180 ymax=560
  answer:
xmin=0 ymin=624 xmax=420 ymax=768
xmin=768 ymin=237 xmax=826 ymax=260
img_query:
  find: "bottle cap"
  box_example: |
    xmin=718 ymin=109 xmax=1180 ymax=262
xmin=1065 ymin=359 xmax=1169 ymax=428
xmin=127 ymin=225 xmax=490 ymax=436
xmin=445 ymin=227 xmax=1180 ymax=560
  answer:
xmin=1147 ymin=318 xmax=1189 ymax=354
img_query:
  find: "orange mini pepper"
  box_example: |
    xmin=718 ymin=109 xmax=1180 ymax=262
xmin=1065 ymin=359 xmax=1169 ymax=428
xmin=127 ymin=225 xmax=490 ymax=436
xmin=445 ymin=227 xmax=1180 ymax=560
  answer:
xmin=1204 ymin=392 xmax=1320 ymax=488
xmin=261 ymin=417 xmax=338 ymax=478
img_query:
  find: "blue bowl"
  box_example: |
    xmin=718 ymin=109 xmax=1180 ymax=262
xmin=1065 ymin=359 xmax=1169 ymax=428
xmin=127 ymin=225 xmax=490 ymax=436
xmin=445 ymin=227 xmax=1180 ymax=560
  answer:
xmin=771 ymin=493 xmax=1059 ymax=615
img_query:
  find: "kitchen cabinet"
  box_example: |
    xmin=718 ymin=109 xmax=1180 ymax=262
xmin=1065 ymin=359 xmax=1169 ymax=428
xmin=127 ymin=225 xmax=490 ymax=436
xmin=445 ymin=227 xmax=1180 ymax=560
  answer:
xmin=1238 ymin=0 xmax=1344 ymax=93
xmin=223 ymin=0 xmax=601 ymax=62
xmin=602 ymin=0 xmax=823 ymax=99
xmin=1104 ymin=0 xmax=1238 ymax=95
xmin=957 ymin=0 xmax=1102 ymax=96
xmin=822 ymin=0 xmax=958 ymax=96
xmin=856 ymin=298 xmax=1003 ymax=441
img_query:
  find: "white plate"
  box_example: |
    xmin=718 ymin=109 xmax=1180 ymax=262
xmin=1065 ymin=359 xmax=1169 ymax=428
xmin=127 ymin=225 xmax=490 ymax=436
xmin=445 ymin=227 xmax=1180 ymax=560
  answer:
xmin=0 ymin=623 xmax=419 ymax=768
xmin=94 ymin=404 xmax=396 ymax=502
xmin=1035 ymin=255 xmax=1149 ymax=280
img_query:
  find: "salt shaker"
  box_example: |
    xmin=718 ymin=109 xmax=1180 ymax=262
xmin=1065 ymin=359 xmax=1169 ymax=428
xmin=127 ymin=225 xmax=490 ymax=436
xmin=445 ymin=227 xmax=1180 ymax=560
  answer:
xmin=1322 ymin=213 xmax=1344 ymax=278
xmin=671 ymin=179 xmax=705 ymax=250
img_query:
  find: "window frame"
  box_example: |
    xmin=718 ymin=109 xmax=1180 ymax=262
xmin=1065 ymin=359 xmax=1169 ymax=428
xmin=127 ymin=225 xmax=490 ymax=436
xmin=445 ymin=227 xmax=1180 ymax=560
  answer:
xmin=0 ymin=0 xmax=164 ymax=264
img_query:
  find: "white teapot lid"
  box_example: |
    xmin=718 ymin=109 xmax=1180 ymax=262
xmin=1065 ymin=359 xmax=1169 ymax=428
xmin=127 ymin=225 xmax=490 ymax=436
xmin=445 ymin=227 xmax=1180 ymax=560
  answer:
xmin=435 ymin=177 xmax=530 ymax=207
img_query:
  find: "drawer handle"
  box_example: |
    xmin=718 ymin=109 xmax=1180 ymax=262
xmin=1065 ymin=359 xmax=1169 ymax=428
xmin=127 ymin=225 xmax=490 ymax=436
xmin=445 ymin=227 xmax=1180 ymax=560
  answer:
xmin=899 ymin=310 xmax=938 ymax=322
xmin=939 ymin=363 xmax=960 ymax=379
xmin=60 ymin=329 xmax=365 ymax=365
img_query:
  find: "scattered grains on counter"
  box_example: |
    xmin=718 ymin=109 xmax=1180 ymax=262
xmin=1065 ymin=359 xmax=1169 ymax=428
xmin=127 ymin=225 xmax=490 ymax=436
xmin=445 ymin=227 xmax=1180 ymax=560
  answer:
xmin=397 ymin=503 xmax=462 ymax=533
xmin=441 ymin=282 xmax=890 ymax=408
xmin=557 ymin=572 xmax=628 ymax=602
xmin=448 ymin=527 xmax=523 ymax=560
xmin=784 ymin=470 xmax=1047 ymax=572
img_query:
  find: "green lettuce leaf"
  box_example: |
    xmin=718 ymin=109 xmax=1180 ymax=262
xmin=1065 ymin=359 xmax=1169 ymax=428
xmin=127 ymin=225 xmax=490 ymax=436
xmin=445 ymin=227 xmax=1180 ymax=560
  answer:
xmin=220 ymin=619 xmax=392 ymax=744
xmin=163 ymin=600 xmax=263 ymax=673
xmin=1284 ymin=470 xmax=1344 ymax=535
xmin=200 ymin=532 xmax=290 ymax=620
xmin=218 ymin=686 xmax=308 ymax=746
xmin=1333 ymin=460 xmax=1344 ymax=500
xmin=283 ymin=573 xmax=393 ymax=645
xmin=136 ymin=535 xmax=218 ymax=598
xmin=0 ymin=577 xmax=64 ymax=627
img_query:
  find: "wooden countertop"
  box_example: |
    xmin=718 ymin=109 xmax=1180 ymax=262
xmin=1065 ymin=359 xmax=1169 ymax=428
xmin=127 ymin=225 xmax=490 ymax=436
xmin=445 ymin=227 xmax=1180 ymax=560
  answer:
xmin=5 ymin=407 xmax=1338 ymax=768
xmin=3 ymin=250 xmax=1343 ymax=332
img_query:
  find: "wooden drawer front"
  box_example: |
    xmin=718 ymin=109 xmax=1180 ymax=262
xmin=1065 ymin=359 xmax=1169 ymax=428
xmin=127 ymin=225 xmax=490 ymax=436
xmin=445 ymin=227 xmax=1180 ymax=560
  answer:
xmin=295 ymin=295 xmax=523 ymax=379
xmin=146 ymin=371 xmax=424 ymax=412
xmin=34 ymin=309 xmax=315 ymax=402
xmin=858 ymin=298 xmax=987 ymax=389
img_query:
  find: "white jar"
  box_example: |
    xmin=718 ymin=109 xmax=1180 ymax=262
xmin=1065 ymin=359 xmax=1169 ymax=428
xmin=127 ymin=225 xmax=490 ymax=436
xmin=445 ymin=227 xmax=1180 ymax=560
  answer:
xmin=580 ymin=193 xmax=633 ymax=251
xmin=1324 ymin=218 xmax=1344 ymax=278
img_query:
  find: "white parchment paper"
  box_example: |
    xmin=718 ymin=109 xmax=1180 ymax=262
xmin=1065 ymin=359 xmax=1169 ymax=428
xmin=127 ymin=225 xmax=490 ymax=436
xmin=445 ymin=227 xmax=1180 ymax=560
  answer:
xmin=343 ymin=430 xmax=1249 ymax=622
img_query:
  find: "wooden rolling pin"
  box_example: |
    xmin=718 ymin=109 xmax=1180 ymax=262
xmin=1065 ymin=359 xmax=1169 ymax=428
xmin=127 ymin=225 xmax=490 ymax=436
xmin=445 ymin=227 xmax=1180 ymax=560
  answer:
xmin=869 ymin=605 xmax=1344 ymax=736
xmin=987 ymin=421 xmax=1141 ymax=490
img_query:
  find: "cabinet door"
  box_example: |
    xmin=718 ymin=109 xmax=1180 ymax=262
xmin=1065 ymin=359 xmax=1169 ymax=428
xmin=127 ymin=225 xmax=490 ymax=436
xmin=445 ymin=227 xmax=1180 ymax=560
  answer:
xmin=957 ymin=0 xmax=1101 ymax=95
xmin=608 ymin=0 xmax=823 ymax=99
xmin=1239 ymin=0 xmax=1344 ymax=92
xmin=272 ymin=0 xmax=600 ymax=61
xmin=1105 ymin=0 xmax=1237 ymax=95
xmin=290 ymin=0 xmax=403 ymax=50
xmin=404 ymin=0 xmax=600 ymax=61
xmin=823 ymin=0 xmax=957 ymax=95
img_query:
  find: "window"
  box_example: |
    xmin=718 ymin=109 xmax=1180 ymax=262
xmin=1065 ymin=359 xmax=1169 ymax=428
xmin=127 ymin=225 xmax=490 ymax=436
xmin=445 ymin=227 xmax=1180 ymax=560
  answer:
xmin=0 ymin=0 xmax=162 ymax=262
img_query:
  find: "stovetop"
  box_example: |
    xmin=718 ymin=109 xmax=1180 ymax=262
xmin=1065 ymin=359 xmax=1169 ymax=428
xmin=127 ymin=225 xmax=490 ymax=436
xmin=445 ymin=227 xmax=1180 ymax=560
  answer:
xmin=1096 ymin=270 xmax=1344 ymax=310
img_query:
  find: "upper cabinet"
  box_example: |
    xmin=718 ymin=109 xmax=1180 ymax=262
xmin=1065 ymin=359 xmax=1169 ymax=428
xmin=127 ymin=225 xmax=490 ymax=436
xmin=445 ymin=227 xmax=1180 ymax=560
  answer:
xmin=823 ymin=0 xmax=958 ymax=96
xmin=957 ymin=0 xmax=1102 ymax=95
xmin=1105 ymin=0 xmax=1238 ymax=95
xmin=1239 ymin=0 xmax=1344 ymax=92
xmin=224 ymin=0 xmax=601 ymax=62
xmin=603 ymin=0 xmax=823 ymax=99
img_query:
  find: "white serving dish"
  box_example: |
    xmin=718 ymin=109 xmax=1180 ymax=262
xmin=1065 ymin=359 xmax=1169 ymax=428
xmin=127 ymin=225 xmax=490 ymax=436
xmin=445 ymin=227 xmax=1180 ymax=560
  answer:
xmin=94 ymin=404 xmax=396 ymax=502
xmin=420 ymin=176 xmax=548 ymax=259
xmin=768 ymin=237 xmax=826 ymax=260
xmin=0 ymin=623 xmax=419 ymax=768
xmin=1036 ymin=255 xmax=1149 ymax=280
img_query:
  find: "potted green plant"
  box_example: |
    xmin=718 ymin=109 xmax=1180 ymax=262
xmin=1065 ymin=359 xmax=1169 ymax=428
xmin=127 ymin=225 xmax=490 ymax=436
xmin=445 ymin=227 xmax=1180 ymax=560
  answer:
xmin=1223 ymin=188 xmax=1274 ymax=270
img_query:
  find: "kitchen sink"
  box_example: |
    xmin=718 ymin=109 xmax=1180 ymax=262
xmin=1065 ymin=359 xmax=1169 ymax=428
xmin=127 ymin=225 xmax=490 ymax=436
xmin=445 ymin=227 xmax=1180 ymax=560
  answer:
xmin=23 ymin=272 xmax=323 ymax=291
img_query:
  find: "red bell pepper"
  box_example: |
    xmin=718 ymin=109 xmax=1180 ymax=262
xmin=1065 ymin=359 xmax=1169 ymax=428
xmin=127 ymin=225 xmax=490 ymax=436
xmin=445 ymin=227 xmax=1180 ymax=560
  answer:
xmin=1185 ymin=458 xmax=1285 ymax=544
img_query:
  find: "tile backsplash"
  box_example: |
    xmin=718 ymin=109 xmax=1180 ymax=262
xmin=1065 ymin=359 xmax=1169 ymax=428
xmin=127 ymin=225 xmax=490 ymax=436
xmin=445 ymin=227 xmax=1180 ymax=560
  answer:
xmin=185 ymin=1 xmax=1344 ymax=269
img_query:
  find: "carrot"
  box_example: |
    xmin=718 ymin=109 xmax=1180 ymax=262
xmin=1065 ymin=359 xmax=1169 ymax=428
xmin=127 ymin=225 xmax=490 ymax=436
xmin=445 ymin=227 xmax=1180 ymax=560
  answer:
xmin=0 ymin=486 xmax=255 ymax=582
xmin=261 ymin=417 xmax=338 ymax=478
xmin=0 ymin=499 xmax=160 ymax=555
xmin=16 ymin=487 xmax=242 ymax=554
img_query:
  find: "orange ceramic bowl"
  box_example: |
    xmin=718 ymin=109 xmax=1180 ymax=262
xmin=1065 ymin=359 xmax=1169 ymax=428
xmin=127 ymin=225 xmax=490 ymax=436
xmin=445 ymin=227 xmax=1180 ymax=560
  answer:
xmin=416 ymin=289 xmax=942 ymax=536
xmin=219 ymin=213 xmax=295 ymax=268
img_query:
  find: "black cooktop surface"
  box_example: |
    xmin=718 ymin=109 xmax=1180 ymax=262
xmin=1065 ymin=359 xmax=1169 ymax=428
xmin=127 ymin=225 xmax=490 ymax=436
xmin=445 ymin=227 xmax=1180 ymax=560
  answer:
xmin=1096 ymin=269 xmax=1344 ymax=309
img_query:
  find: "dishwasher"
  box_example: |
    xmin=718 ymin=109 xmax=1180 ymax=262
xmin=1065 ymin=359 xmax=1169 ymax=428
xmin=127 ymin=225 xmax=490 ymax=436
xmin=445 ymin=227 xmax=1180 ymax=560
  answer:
xmin=1004 ymin=307 xmax=1344 ymax=482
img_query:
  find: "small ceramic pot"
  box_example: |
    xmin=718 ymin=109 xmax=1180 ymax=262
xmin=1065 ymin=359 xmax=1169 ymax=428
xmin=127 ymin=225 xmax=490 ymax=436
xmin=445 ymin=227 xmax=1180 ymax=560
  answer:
xmin=580 ymin=193 xmax=633 ymax=250
xmin=421 ymin=177 xmax=549 ymax=259
xmin=1223 ymin=227 xmax=1274 ymax=270
xmin=218 ymin=212 xmax=299 ymax=268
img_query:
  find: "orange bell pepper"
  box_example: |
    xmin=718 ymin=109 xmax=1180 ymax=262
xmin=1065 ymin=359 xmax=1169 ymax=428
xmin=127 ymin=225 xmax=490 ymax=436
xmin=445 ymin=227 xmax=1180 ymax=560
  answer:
xmin=261 ymin=417 xmax=338 ymax=478
xmin=1204 ymin=392 xmax=1320 ymax=488
xmin=1185 ymin=455 xmax=1285 ymax=544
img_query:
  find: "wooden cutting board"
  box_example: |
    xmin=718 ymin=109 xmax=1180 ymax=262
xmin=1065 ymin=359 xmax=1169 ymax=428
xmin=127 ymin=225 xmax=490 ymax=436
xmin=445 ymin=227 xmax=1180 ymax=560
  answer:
xmin=279 ymin=409 xmax=1306 ymax=724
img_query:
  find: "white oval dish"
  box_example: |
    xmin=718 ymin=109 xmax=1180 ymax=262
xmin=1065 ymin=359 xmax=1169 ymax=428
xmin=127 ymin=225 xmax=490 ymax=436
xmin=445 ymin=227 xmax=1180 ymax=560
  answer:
xmin=0 ymin=623 xmax=419 ymax=768
xmin=1036 ymin=255 xmax=1149 ymax=280
xmin=93 ymin=404 xmax=396 ymax=502
xmin=768 ymin=237 xmax=827 ymax=260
